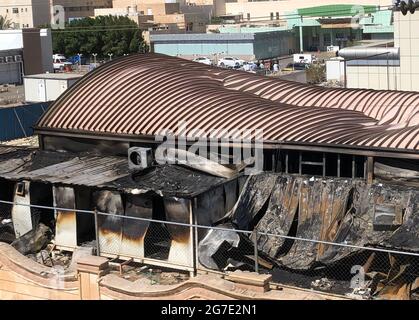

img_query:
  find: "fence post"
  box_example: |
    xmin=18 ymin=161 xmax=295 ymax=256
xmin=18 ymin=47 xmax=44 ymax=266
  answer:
xmin=253 ymin=229 xmax=259 ymax=273
xmin=94 ymin=209 xmax=100 ymax=256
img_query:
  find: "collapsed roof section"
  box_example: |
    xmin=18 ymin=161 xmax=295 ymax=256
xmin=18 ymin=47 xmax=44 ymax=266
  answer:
xmin=233 ymin=174 xmax=419 ymax=266
xmin=35 ymin=53 xmax=419 ymax=157
xmin=0 ymin=148 xmax=229 ymax=198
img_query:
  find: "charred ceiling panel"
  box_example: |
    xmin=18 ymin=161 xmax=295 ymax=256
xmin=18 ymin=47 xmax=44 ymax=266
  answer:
xmin=254 ymin=176 xmax=301 ymax=259
xmin=224 ymin=180 xmax=238 ymax=214
xmin=279 ymin=178 xmax=353 ymax=270
xmin=120 ymin=194 xmax=153 ymax=258
xmin=387 ymin=192 xmax=419 ymax=249
xmin=164 ymin=197 xmax=193 ymax=267
xmin=94 ymin=190 xmax=124 ymax=256
xmin=231 ymin=173 xmax=278 ymax=230
xmin=319 ymin=182 xmax=416 ymax=264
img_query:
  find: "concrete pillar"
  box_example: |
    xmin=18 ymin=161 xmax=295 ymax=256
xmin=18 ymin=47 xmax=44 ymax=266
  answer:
xmin=77 ymin=255 xmax=109 ymax=300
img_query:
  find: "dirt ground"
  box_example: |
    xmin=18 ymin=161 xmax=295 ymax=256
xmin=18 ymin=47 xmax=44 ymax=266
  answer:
xmin=0 ymin=85 xmax=25 ymax=107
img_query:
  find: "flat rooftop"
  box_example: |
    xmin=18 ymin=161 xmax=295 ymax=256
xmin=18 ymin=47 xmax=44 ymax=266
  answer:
xmin=24 ymin=73 xmax=83 ymax=80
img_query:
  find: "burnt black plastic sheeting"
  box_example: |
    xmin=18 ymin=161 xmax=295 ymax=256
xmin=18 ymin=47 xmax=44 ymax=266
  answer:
xmin=215 ymin=173 xmax=419 ymax=272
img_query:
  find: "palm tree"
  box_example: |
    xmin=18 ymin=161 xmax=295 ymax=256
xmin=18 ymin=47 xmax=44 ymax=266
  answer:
xmin=0 ymin=15 xmax=12 ymax=30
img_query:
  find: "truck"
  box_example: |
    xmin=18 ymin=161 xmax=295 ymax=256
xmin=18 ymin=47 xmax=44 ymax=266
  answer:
xmin=293 ymin=54 xmax=316 ymax=64
xmin=52 ymin=54 xmax=72 ymax=71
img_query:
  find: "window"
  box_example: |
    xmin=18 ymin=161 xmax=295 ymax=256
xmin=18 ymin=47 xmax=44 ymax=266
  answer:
xmin=276 ymin=12 xmax=279 ymax=20
xmin=247 ymin=13 xmax=250 ymax=21
xmin=12 ymin=8 xmax=19 ymax=14
xmin=270 ymin=12 xmax=274 ymax=20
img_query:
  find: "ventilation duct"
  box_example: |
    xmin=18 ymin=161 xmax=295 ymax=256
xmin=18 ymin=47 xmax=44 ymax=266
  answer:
xmin=338 ymin=47 xmax=400 ymax=61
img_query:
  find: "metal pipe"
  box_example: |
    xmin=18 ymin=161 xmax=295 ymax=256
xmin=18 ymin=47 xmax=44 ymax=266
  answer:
xmin=94 ymin=209 xmax=100 ymax=256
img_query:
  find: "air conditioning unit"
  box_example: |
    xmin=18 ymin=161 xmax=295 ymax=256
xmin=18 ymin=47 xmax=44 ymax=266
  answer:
xmin=5 ymin=56 xmax=13 ymax=63
xmin=128 ymin=147 xmax=153 ymax=170
xmin=14 ymin=55 xmax=22 ymax=62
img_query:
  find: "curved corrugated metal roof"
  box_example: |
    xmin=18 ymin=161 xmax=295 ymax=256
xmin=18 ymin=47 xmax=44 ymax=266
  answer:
xmin=37 ymin=53 xmax=419 ymax=153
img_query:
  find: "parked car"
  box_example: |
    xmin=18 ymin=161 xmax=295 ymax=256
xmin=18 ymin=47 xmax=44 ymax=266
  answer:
xmin=193 ymin=57 xmax=213 ymax=65
xmin=281 ymin=62 xmax=308 ymax=72
xmin=217 ymin=57 xmax=244 ymax=68
xmin=52 ymin=54 xmax=72 ymax=71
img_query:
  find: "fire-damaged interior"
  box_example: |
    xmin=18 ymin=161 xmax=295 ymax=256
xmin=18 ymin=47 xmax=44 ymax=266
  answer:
xmin=1 ymin=53 xmax=419 ymax=299
xmin=0 ymin=145 xmax=418 ymax=298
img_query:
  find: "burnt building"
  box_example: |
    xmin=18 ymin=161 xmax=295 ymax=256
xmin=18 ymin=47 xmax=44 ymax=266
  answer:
xmin=0 ymin=53 xmax=418 ymax=286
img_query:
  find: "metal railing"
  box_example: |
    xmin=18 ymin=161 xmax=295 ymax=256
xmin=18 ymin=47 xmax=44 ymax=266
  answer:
xmin=0 ymin=199 xmax=418 ymax=299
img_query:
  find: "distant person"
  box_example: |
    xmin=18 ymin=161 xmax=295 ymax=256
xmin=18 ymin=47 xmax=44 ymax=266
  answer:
xmin=273 ymin=62 xmax=279 ymax=72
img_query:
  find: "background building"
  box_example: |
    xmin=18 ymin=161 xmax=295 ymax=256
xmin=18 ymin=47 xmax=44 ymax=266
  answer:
xmin=339 ymin=10 xmax=419 ymax=91
xmin=0 ymin=29 xmax=53 ymax=85
xmin=150 ymin=30 xmax=297 ymax=60
xmin=221 ymin=0 xmax=392 ymax=20
xmin=0 ymin=0 xmax=50 ymax=28
xmin=53 ymin=0 xmax=113 ymax=22
xmin=95 ymin=0 xmax=210 ymax=33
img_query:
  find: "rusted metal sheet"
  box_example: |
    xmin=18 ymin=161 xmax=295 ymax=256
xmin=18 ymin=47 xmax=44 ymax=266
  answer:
xmin=53 ymin=186 xmax=77 ymax=248
xmin=36 ymin=53 xmax=419 ymax=153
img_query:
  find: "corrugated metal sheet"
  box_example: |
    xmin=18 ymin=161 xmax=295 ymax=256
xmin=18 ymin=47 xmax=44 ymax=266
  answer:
xmin=0 ymin=150 xmax=129 ymax=188
xmin=0 ymin=150 xmax=229 ymax=197
xmin=37 ymin=53 xmax=419 ymax=153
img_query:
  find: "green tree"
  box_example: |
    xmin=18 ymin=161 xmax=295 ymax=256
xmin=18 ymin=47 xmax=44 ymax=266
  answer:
xmin=52 ymin=16 xmax=149 ymax=58
xmin=0 ymin=15 xmax=12 ymax=30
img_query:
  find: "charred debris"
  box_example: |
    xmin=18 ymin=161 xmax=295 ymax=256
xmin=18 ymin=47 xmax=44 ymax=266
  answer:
xmin=0 ymin=54 xmax=419 ymax=298
xmin=0 ymin=145 xmax=418 ymax=298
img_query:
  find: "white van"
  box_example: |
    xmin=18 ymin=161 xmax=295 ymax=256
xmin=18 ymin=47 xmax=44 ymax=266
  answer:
xmin=293 ymin=54 xmax=316 ymax=64
xmin=53 ymin=54 xmax=72 ymax=70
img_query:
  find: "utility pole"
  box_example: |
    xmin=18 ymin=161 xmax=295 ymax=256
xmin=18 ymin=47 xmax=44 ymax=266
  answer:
xmin=77 ymin=53 xmax=83 ymax=71
xmin=299 ymin=15 xmax=304 ymax=53
xmin=92 ymin=53 xmax=97 ymax=65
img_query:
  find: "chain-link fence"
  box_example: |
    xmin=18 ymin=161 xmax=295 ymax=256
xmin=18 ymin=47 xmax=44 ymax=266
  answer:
xmin=0 ymin=199 xmax=418 ymax=299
